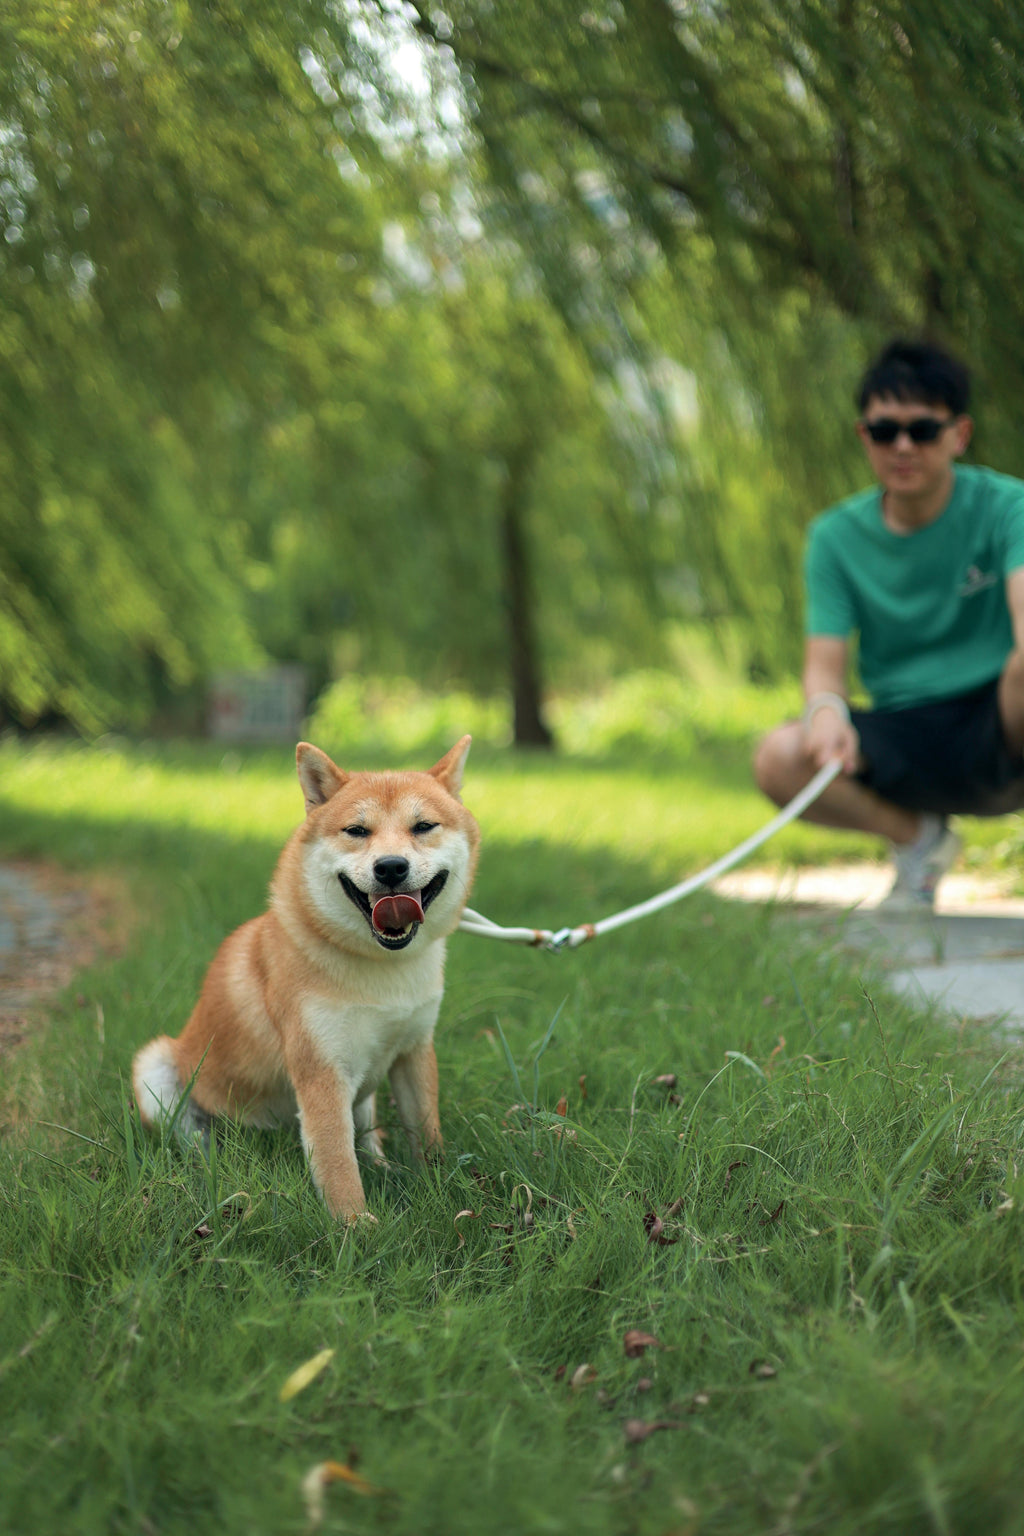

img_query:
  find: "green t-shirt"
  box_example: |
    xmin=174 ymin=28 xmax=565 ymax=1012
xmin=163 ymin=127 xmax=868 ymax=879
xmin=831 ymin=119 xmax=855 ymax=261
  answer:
xmin=804 ymin=464 xmax=1024 ymax=709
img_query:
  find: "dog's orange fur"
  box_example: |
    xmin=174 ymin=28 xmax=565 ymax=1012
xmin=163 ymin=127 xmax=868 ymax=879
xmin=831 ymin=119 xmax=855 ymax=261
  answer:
xmin=132 ymin=737 xmax=479 ymax=1220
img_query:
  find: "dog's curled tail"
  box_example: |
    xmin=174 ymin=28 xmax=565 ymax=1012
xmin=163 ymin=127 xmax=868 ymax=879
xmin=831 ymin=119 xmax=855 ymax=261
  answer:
xmin=133 ymin=1035 xmax=182 ymax=1127
xmin=133 ymin=1035 xmax=209 ymax=1142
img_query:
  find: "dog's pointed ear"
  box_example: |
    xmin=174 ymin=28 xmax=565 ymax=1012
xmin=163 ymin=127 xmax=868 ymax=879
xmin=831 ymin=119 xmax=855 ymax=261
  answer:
xmin=428 ymin=735 xmax=471 ymax=800
xmin=296 ymin=743 xmax=347 ymax=813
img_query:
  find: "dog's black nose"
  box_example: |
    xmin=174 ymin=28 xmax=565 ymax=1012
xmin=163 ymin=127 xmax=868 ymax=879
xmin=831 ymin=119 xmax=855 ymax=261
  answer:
xmin=374 ymin=856 xmax=411 ymax=888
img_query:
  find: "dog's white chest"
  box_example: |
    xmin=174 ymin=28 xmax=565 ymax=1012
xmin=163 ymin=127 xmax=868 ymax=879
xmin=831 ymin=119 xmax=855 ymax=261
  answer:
xmin=301 ymin=992 xmax=441 ymax=1101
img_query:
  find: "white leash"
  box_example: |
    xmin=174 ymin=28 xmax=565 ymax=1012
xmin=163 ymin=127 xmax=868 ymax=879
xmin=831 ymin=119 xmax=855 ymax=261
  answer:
xmin=458 ymin=758 xmax=844 ymax=954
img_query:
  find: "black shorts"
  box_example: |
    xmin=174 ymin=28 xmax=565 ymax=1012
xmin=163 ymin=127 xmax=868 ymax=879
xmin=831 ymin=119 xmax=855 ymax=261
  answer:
xmin=851 ymin=676 xmax=1024 ymax=816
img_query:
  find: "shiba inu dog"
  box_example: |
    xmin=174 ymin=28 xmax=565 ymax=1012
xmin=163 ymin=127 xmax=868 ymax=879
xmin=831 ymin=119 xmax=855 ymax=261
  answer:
xmin=132 ymin=737 xmax=479 ymax=1220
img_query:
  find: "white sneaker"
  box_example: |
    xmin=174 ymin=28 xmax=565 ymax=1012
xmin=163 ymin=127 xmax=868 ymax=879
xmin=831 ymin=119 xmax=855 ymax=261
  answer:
xmin=878 ymin=815 xmax=961 ymax=912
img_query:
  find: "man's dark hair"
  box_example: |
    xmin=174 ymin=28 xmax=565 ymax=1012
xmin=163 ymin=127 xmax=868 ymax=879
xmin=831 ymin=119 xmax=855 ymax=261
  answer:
xmin=857 ymin=338 xmax=971 ymax=415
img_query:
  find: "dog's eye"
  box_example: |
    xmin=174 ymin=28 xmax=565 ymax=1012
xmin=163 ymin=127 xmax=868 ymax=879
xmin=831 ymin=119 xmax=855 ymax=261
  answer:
xmin=342 ymin=825 xmax=371 ymax=839
xmin=411 ymin=820 xmax=439 ymax=835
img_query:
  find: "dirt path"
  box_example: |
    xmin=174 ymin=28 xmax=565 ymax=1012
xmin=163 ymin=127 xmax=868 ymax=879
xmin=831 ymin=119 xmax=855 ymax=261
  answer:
xmin=0 ymin=862 xmax=127 ymax=1057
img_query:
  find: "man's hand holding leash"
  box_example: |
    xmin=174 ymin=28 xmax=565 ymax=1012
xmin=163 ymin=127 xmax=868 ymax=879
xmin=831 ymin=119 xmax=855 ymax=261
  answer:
xmin=803 ymin=692 xmax=859 ymax=775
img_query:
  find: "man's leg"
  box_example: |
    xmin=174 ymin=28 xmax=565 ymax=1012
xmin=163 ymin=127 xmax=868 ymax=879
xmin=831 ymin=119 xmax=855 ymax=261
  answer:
xmin=755 ymin=719 xmax=961 ymax=909
xmin=753 ymin=723 xmax=924 ymax=843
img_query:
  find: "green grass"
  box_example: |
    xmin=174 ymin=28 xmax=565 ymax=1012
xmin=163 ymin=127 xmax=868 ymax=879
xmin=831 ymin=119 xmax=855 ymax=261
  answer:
xmin=2 ymin=729 xmax=1024 ymax=1535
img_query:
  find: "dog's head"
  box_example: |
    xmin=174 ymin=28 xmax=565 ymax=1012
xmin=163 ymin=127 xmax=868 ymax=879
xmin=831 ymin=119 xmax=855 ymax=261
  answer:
xmin=292 ymin=737 xmax=480 ymax=955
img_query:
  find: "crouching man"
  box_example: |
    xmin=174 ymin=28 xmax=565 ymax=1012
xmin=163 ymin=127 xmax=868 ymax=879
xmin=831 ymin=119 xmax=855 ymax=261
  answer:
xmin=755 ymin=337 xmax=1024 ymax=910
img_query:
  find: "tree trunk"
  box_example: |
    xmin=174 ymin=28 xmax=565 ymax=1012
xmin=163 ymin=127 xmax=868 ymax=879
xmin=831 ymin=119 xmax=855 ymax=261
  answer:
xmin=500 ymin=449 xmax=554 ymax=749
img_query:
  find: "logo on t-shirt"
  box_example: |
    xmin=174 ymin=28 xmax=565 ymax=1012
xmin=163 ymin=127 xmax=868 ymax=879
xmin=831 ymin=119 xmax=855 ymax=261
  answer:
xmin=958 ymin=565 xmax=999 ymax=598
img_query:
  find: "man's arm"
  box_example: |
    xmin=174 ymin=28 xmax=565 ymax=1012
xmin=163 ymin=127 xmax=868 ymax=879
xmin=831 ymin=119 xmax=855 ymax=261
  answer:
xmin=997 ymin=569 xmax=1024 ymax=756
xmin=1006 ymin=568 xmax=1024 ymax=650
xmin=802 ymin=634 xmax=860 ymax=773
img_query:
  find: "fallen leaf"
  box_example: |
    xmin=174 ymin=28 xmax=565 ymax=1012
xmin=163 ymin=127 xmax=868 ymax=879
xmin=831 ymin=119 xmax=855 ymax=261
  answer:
xmin=723 ymin=1161 xmax=747 ymax=1191
xmin=748 ymin=1360 xmax=778 ymax=1379
xmin=280 ymin=1348 xmax=335 ymax=1403
xmin=218 ymin=1193 xmax=252 ymax=1223
xmin=453 ymin=1209 xmax=479 ymax=1247
xmin=623 ymin=1417 xmax=680 ymax=1444
xmin=320 ymin=1461 xmax=381 ymax=1494
xmin=555 ymin=1095 xmax=568 ymax=1117
xmin=623 ymin=1329 xmax=661 ymax=1359
xmin=765 ymin=1035 xmax=787 ymax=1078
xmin=636 ymin=1377 xmax=652 ymax=1393
xmin=761 ymin=1201 xmax=785 ymax=1225
xmin=570 ymin=1363 xmax=597 ymax=1390
xmin=512 ymin=1184 xmax=534 ymax=1228
xmin=578 ymin=1074 xmax=588 ymax=1101
xmin=301 ymin=1460 xmax=385 ymax=1525
xmin=193 ymin=1223 xmax=213 ymax=1239
xmin=643 ymin=1212 xmax=679 ymax=1246
xmin=652 ymin=1073 xmax=678 ymax=1090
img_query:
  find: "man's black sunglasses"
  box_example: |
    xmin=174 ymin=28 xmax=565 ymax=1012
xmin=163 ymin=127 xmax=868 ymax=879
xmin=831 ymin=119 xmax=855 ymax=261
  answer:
xmin=862 ymin=415 xmax=954 ymax=445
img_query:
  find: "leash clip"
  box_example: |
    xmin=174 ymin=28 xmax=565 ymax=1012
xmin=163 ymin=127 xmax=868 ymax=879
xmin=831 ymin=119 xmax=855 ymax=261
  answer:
xmin=545 ymin=927 xmax=575 ymax=953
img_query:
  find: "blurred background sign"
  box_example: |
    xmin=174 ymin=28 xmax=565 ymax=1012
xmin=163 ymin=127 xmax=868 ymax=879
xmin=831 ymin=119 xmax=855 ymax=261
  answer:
xmin=207 ymin=668 xmax=307 ymax=744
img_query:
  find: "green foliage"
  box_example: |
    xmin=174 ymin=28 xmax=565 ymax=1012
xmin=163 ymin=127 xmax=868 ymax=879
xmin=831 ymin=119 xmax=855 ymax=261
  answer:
xmin=550 ymin=666 xmax=801 ymax=759
xmin=308 ymin=666 xmax=805 ymax=769
xmin=3 ymin=738 xmax=1024 ymax=1532
xmin=0 ymin=1 xmax=405 ymax=727
xmin=309 ymin=673 xmax=511 ymax=758
xmin=0 ymin=6 xmax=286 ymax=723
xmin=418 ymin=0 xmax=1024 ymax=350
xmin=0 ymin=2 xmax=684 ymax=731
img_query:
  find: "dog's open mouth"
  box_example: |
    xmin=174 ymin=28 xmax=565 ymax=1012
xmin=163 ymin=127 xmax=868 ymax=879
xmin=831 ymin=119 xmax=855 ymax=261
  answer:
xmin=339 ymin=871 xmax=448 ymax=950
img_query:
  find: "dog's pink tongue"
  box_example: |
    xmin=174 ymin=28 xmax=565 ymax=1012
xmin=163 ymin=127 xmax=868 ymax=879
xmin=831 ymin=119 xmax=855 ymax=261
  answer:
xmin=372 ymin=892 xmax=425 ymax=933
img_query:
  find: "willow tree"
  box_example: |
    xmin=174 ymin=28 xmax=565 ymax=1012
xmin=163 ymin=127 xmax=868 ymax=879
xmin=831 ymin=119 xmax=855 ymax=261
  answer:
xmin=396 ymin=1 xmax=1024 ymax=351
xmin=0 ymin=2 xmax=674 ymax=742
xmin=0 ymin=1 xmax=399 ymax=728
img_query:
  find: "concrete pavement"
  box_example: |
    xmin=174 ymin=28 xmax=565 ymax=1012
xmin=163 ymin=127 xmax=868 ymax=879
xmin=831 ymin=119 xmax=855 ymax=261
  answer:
xmin=714 ymin=863 xmax=1024 ymax=1031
